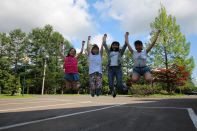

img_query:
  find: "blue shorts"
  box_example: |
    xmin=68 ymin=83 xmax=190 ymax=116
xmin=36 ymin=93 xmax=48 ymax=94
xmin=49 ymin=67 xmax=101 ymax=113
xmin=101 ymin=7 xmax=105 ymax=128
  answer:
xmin=64 ymin=73 xmax=79 ymax=81
xmin=133 ymin=66 xmax=151 ymax=76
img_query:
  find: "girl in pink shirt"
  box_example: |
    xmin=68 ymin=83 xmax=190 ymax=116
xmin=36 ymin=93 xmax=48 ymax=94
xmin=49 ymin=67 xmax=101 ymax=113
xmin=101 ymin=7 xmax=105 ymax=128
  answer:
xmin=60 ymin=41 xmax=85 ymax=93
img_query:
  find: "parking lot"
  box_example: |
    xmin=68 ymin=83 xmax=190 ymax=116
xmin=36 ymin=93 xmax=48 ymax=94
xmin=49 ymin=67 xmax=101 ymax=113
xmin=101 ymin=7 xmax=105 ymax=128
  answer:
xmin=0 ymin=95 xmax=197 ymax=131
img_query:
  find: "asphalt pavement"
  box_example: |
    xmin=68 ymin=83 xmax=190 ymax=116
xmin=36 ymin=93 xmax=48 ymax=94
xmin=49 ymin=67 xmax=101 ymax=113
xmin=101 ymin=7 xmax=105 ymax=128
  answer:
xmin=0 ymin=95 xmax=197 ymax=131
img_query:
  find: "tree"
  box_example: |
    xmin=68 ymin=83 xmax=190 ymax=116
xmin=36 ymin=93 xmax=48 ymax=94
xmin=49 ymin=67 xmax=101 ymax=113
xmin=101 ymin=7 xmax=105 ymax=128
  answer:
xmin=27 ymin=25 xmax=70 ymax=94
xmin=0 ymin=33 xmax=10 ymax=94
xmin=152 ymin=65 xmax=189 ymax=93
xmin=149 ymin=5 xmax=195 ymax=92
xmin=8 ymin=29 xmax=27 ymax=95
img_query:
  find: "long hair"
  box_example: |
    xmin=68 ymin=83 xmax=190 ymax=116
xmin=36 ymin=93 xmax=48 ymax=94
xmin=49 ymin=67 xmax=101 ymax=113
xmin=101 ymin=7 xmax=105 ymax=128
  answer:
xmin=110 ymin=41 xmax=120 ymax=51
xmin=66 ymin=47 xmax=76 ymax=57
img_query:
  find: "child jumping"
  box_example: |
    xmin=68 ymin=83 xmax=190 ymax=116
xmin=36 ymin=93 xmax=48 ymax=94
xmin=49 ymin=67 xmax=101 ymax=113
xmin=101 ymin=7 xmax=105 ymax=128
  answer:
xmin=60 ymin=41 xmax=85 ymax=93
xmin=86 ymin=36 xmax=103 ymax=97
xmin=125 ymin=31 xmax=160 ymax=83
xmin=103 ymin=34 xmax=128 ymax=97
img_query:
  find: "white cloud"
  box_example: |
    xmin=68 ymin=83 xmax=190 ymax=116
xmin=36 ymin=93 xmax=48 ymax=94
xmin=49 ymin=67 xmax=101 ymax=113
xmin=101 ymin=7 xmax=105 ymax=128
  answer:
xmin=0 ymin=0 xmax=96 ymax=39
xmin=70 ymin=33 xmax=113 ymax=52
xmin=76 ymin=48 xmax=81 ymax=53
xmin=94 ymin=0 xmax=197 ymax=35
xmin=91 ymin=33 xmax=114 ymax=48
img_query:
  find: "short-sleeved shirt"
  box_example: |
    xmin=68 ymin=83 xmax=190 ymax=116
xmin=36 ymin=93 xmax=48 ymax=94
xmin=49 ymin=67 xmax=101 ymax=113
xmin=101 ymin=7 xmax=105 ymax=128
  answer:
xmin=133 ymin=50 xmax=147 ymax=67
xmin=89 ymin=53 xmax=102 ymax=74
xmin=64 ymin=56 xmax=78 ymax=73
xmin=109 ymin=51 xmax=119 ymax=66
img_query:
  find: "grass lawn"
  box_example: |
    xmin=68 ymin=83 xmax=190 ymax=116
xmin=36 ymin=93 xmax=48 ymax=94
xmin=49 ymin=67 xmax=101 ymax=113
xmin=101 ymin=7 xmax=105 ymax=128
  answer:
xmin=129 ymin=93 xmax=186 ymax=98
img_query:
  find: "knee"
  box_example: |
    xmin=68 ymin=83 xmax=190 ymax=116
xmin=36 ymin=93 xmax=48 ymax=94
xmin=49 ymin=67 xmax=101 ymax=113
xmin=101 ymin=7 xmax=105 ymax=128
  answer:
xmin=132 ymin=78 xmax=139 ymax=83
xmin=72 ymin=82 xmax=79 ymax=89
xmin=145 ymin=74 xmax=152 ymax=83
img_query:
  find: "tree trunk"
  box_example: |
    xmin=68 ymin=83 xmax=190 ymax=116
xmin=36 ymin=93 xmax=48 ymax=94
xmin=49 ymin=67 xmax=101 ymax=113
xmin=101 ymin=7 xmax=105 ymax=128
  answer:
xmin=164 ymin=46 xmax=171 ymax=92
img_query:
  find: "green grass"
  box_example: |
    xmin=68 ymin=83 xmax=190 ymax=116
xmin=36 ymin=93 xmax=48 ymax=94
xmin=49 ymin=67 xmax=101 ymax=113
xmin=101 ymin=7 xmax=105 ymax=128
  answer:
xmin=129 ymin=93 xmax=185 ymax=98
xmin=0 ymin=94 xmax=34 ymax=99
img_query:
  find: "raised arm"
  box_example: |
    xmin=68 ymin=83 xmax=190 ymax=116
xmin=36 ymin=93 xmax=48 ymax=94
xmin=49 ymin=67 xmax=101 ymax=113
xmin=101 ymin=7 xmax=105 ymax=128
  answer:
xmin=100 ymin=40 xmax=104 ymax=56
xmin=120 ymin=35 xmax=128 ymax=56
xmin=125 ymin=32 xmax=133 ymax=54
xmin=102 ymin=34 xmax=109 ymax=55
xmin=86 ymin=36 xmax=91 ymax=56
xmin=76 ymin=41 xmax=85 ymax=59
xmin=59 ymin=42 xmax=65 ymax=60
xmin=146 ymin=30 xmax=161 ymax=53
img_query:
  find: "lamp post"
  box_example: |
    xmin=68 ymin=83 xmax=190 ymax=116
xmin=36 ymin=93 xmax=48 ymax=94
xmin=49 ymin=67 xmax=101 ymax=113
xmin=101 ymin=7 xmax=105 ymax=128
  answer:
xmin=22 ymin=55 xmax=29 ymax=96
xmin=41 ymin=54 xmax=49 ymax=95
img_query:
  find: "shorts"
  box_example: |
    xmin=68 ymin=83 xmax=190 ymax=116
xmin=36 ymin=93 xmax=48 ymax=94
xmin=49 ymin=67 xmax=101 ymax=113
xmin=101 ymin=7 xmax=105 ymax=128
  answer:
xmin=133 ymin=66 xmax=151 ymax=76
xmin=64 ymin=73 xmax=79 ymax=81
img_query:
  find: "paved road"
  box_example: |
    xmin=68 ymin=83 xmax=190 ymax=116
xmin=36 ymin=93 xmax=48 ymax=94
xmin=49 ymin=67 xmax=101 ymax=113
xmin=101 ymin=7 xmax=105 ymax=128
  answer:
xmin=0 ymin=95 xmax=197 ymax=131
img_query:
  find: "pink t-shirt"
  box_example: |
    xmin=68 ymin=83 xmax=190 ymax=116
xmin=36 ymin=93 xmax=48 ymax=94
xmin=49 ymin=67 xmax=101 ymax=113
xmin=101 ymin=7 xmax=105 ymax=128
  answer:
xmin=64 ymin=56 xmax=78 ymax=73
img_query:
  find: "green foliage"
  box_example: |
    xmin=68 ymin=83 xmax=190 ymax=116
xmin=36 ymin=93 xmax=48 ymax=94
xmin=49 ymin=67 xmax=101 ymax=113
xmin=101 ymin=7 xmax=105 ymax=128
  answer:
xmin=78 ymin=54 xmax=89 ymax=93
xmin=130 ymin=84 xmax=160 ymax=96
xmin=149 ymin=5 xmax=195 ymax=92
xmin=122 ymin=50 xmax=133 ymax=77
xmin=150 ymin=5 xmax=194 ymax=72
xmin=3 ymin=75 xmax=21 ymax=95
xmin=0 ymin=18 xmax=195 ymax=95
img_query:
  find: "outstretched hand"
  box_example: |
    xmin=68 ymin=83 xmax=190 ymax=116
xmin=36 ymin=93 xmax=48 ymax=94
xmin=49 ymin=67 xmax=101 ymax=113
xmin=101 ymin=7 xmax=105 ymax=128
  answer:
xmin=82 ymin=41 xmax=85 ymax=46
xmin=125 ymin=32 xmax=129 ymax=44
xmin=88 ymin=36 xmax=91 ymax=41
xmin=103 ymin=34 xmax=107 ymax=42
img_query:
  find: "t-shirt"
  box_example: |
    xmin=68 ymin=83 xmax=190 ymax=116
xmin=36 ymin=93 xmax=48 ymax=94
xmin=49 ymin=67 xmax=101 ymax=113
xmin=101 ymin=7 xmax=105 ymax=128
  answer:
xmin=64 ymin=56 xmax=78 ymax=73
xmin=110 ymin=51 xmax=119 ymax=66
xmin=88 ymin=53 xmax=102 ymax=74
xmin=133 ymin=50 xmax=147 ymax=67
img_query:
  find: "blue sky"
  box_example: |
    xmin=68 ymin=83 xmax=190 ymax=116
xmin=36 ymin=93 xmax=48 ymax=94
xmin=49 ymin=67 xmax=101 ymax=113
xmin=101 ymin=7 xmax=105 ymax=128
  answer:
xmin=0 ymin=0 xmax=196 ymax=79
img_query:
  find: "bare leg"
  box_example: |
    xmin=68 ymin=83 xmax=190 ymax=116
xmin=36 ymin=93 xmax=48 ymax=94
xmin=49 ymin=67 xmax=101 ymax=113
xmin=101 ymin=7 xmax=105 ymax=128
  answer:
xmin=132 ymin=73 xmax=140 ymax=83
xmin=65 ymin=80 xmax=72 ymax=91
xmin=71 ymin=81 xmax=80 ymax=92
xmin=144 ymin=72 xmax=152 ymax=84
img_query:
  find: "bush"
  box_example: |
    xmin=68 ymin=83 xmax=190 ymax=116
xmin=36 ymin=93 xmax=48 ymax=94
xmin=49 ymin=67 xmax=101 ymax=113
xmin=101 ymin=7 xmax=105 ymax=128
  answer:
xmin=130 ymin=84 xmax=161 ymax=96
xmin=3 ymin=75 xmax=22 ymax=95
xmin=102 ymin=86 xmax=110 ymax=95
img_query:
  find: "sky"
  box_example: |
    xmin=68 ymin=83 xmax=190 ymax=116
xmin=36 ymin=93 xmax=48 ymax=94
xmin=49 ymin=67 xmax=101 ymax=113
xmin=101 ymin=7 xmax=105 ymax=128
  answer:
xmin=0 ymin=0 xmax=197 ymax=81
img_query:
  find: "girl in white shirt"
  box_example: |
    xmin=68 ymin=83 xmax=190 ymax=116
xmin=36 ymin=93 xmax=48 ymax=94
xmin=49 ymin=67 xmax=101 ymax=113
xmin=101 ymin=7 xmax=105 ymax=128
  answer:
xmin=125 ymin=31 xmax=160 ymax=83
xmin=103 ymin=34 xmax=128 ymax=97
xmin=87 ymin=36 xmax=103 ymax=97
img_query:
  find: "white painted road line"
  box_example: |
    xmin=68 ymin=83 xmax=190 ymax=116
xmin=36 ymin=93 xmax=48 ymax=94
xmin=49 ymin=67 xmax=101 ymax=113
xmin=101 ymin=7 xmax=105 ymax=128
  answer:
xmin=0 ymin=101 xmax=92 ymax=112
xmin=187 ymin=108 xmax=197 ymax=129
xmin=0 ymin=104 xmax=125 ymax=130
xmin=119 ymin=105 xmax=197 ymax=130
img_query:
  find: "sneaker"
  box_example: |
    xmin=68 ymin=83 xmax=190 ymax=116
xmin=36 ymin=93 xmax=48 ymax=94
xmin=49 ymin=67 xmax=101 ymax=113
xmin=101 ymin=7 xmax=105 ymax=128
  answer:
xmin=90 ymin=90 xmax=95 ymax=97
xmin=111 ymin=90 xmax=116 ymax=98
xmin=96 ymin=88 xmax=101 ymax=96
